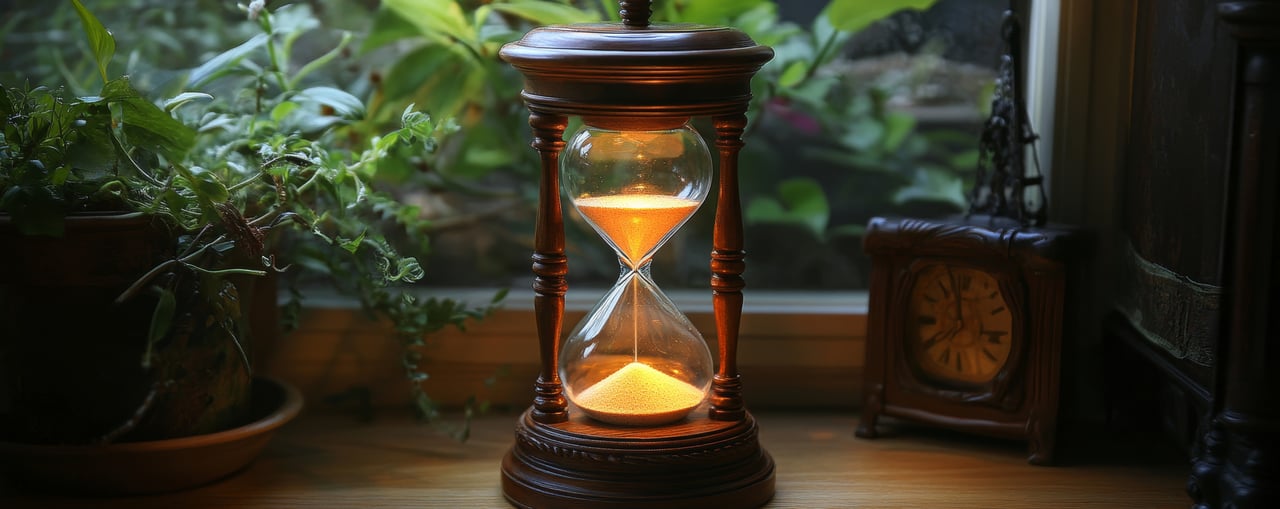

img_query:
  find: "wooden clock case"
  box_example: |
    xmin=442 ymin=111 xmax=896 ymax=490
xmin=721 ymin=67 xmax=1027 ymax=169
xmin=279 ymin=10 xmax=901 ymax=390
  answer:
xmin=857 ymin=215 xmax=1082 ymax=465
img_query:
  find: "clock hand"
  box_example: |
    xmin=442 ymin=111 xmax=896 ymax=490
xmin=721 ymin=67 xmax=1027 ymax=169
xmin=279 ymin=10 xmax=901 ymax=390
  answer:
xmin=923 ymin=321 xmax=962 ymax=349
xmin=945 ymin=268 xmax=964 ymax=328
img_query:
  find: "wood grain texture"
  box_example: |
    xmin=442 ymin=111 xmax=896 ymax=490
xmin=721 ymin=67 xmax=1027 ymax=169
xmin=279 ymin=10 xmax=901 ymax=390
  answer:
xmin=1185 ymin=4 xmax=1280 ymax=508
xmin=502 ymin=408 xmax=773 ymax=507
xmin=254 ymin=302 xmax=864 ymax=412
xmin=528 ymin=111 xmax=569 ymax=424
xmin=0 ymin=411 xmax=1188 ymax=508
xmin=710 ymin=113 xmax=749 ymax=421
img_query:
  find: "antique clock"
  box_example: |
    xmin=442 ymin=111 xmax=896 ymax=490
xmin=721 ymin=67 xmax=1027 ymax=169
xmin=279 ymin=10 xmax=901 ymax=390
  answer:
xmin=857 ymin=216 xmax=1078 ymax=464
xmin=855 ymin=8 xmax=1083 ymax=465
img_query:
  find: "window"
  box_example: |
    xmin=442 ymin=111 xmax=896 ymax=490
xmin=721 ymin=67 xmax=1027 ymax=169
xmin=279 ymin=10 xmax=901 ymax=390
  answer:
xmin=0 ymin=0 xmax=1065 ymax=409
xmin=1 ymin=0 xmax=1023 ymax=293
xmin=417 ymin=0 xmax=1011 ymax=292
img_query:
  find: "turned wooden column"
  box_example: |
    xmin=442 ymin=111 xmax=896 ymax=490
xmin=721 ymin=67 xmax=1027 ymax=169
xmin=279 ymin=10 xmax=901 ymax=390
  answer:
xmin=1188 ymin=3 xmax=1280 ymax=507
xmin=710 ymin=113 xmax=748 ymax=422
xmin=528 ymin=110 xmax=569 ymax=424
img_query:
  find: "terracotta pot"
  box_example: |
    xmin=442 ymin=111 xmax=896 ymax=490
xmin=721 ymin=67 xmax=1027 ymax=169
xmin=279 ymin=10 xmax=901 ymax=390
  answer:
xmin=0 ymin=376 xmax=301 ymax=495
xmin=0 ymin=213 xmax=254 ymax=445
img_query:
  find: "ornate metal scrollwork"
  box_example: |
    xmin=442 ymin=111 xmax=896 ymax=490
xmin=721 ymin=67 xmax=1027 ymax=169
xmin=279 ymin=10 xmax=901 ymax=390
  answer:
xmin=968 ymin=8 xmax=1048 ymax=227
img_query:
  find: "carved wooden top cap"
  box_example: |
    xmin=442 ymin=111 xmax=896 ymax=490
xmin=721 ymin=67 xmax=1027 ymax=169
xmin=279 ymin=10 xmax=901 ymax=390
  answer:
xmin=497 ymin=5 xmax=773 ymax=120
xmin=500 ymin=0 xmax=770 ymax=68
xmin=503 ymin=23 xmax=761 ymax=54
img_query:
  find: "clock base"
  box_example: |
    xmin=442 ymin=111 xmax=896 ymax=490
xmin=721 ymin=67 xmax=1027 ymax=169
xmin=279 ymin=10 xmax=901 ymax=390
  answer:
xmin=857 ymin=406 xmax=1055 ymax=465
xmin=501 ymin=407 xmax=775 ymax=508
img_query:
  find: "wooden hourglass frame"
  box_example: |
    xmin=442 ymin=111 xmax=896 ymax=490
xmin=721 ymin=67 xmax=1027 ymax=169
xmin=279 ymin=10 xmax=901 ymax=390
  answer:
xmin=498 ymin=1 xmax=775 ymax=507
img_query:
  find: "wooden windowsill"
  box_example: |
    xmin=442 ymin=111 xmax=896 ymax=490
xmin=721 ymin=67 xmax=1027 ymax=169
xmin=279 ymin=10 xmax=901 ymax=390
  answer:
xmin=1 ymin=410 xmax=1188 ymax=508
xmin=259 ymin=288 xmax=869 ymax=412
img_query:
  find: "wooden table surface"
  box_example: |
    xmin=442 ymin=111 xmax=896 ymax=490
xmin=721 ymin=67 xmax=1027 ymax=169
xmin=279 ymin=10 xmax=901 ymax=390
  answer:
xmin=1 ymin=410 xmax=1190 ymax=508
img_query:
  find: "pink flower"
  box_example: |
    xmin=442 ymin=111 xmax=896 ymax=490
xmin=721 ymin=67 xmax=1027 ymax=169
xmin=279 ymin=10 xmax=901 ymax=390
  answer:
xmin=766 ymin=98 xmax=822 ymax=135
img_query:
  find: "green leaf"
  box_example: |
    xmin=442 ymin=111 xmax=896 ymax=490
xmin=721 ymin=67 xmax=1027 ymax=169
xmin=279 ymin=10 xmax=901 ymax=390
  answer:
xmin=71 ymin=0 xmax=115 ymax=84
xmin=778 ymin=60 xmax=808 ymax=89
xmin=490 ymin=288 xmax=509 ymax=305
xmin=664 ymin=0 xmax=766 ymax=24
xmin=291 ymin=31 xmax=353 ymax=89
xmin=398 ymin=105 xmax=449 ymax=151
xmin=489 ymin=0 xmax=595 ymax=25
xmin=340 ymin=230 xmax=367 ymax=254
xmin=777 ymin=177 xmax=830 ymax=234
xmin=161 ymin=188 xmax=189 ymax=221
xmin=381 ymin=44 xmax=465 ymax=102
xmin=810 ymin=10 xmax=852 ymax=68
xmin=893 ymin=166 xmax=968 ymax=209
xmin=736 ymin=4 xmax=795 ymax=46
xmin=383 ymin=43 xmax=482 ymax=119
xmin=142 ymin=288 xmax=177 ymax=369
xmin=745 ymin=177 xmax=830 ymax=238
xmin=190 ymin=169 xmax=230 ymax=203
xmin=271 ymin=101 xmax=299 ymax=122
xmin=372 ymin=132 xmax=400 ymax=154
xmin=101 ymin=78 xmax=195 ymax=162
xmin=880 ymin=111 xmax=916 ymax=152
xmin=826 ymin=0 xmax=938 ymax=33
xmin=842 ymin=116 xmax=885 ymax=152
xmin=362 ymin=6 xmax=423 ymax=54
xmin=462 ymin=146 xmax=516 ymax=171
xmin=783 ymin=75 xmax=838 ymax=111
xmin=163 ymin=92 xmax=213 ymax=113
xmin=746 ymin=198 xmax=786 ymax=223
xmin=188 ymin=33 xmax=269 ymax=88
xmin=295 ymin=86 xmax=366 ymax=119
xmin=383 ymin=0 xmax=476 ymax=48
xmin=49 ymin=166 xmax=71 ymax=186
xmin=65 ymin=106 xmax=117 ymax=173
xmin=949 ymin=149 xmax=981 ymax=172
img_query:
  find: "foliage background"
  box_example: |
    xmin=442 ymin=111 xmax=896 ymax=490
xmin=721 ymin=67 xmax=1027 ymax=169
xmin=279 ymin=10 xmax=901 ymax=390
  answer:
xmin=1 ymin=0 xmax=1003 ymax=292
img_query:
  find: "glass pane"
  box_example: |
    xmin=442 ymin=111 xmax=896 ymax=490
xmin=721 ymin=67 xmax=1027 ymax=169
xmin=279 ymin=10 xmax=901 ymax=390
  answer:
xmin=2 ymin=0 xmax=1008 ymax=292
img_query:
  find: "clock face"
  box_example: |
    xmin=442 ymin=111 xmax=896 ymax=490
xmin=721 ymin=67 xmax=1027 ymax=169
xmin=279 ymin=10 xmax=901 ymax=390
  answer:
xmin=907 ymin=264 xmax=1014 ymax=386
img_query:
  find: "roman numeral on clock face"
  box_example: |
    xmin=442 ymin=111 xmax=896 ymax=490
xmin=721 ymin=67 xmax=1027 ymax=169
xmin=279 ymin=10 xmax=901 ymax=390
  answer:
xmin=907 ymin=264 xmax=1015 ymax=384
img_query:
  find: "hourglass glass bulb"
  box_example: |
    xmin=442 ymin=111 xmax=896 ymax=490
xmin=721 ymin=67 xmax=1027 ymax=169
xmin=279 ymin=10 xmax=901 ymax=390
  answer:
xmin=560 ymin=269 xmax=714 ymax=426
xmin=559 ymin=122 xmax=716 ymax=426
xmin=561 ymin=123 xmax=712 ymax=267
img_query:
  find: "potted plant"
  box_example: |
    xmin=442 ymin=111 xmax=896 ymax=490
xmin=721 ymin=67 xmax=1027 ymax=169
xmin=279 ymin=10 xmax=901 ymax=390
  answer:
xmin=0 ymin=0 xmax=494 ymax=492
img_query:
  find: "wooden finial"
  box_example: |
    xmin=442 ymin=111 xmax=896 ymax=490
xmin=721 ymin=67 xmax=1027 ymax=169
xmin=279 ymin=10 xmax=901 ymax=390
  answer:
xmin=620 ymin=0 xmax=651 ymax=27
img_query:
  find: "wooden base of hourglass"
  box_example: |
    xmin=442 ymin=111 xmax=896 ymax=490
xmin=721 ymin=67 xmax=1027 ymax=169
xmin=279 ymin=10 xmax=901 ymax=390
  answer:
xmin=501 ymin=407 xmax=775 ymax=508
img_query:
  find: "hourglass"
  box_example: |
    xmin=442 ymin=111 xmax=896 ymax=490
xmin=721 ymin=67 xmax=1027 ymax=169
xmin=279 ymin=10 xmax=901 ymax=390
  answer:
xmin=499 ymin=1 xmax=775 ymax=507
xmin=559 ymin=124 xmax=714 ymax=427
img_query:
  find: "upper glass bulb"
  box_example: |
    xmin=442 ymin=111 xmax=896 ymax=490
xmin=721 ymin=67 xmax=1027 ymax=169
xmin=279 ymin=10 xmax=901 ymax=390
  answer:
xmin=561 ymin=123 xmax=713 ymax=268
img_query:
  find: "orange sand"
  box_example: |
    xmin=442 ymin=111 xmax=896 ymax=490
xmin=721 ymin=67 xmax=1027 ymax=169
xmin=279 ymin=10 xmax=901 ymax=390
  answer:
xmin=574 ymin=361 xmax=705 ymax=426
xmin=574 ymin=194 xmax=699 ymax=265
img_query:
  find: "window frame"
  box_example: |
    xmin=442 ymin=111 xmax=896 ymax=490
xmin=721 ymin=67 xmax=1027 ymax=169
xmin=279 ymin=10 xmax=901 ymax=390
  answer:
xmin=272 ymin=0 xmax=1086 ymax=412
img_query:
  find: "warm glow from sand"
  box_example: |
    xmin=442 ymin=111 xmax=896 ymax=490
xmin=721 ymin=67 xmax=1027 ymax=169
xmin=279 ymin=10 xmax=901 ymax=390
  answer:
xmin=574 ymin=361 xmax=705 ymax=426
xmin=574 ymin=194 xmax=699 ymax=264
